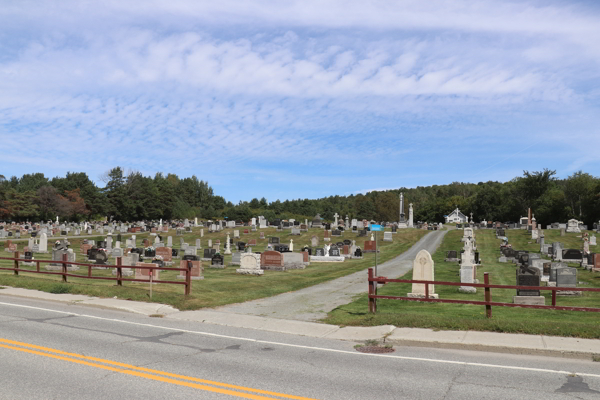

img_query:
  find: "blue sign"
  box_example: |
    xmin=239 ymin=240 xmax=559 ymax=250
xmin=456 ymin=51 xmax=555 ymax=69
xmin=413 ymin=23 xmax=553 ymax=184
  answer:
xmin=370 ymin=224 xmax=382 ymax=231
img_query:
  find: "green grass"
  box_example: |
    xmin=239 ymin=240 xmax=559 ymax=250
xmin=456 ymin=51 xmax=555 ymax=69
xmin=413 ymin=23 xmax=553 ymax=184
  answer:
xmin=0 ymin=227 xmax=428 ymax=310
xmin=323 ymin=228 xmax=600 ymax=338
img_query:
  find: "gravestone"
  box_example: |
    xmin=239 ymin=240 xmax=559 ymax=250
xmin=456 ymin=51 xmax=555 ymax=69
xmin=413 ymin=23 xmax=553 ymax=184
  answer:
xmin=383 ymin=232 xmax=393 ymax=242
xmin=134 ymin=262 xmax=159 ymax=282
xmin=407 ymin=250 xmax=438 ymax=298
xmin=311 ymin=236 xmax=319 ymax=247
xmin=211 ymin=254 xmax=225 ymax=268
xmin=556 ymin=267 xmax=577 ymax=288
xmin=514 ymin=266 xmax=544 ymax=305
xmin=363 ymin=241 xmax=377 ymax=253
xmin=445 ymin=250 xmax=458 ymax=262
xmin=155 ymin=247 xmax=172 ymax=263
xmin=314 ymin=248 xmax=325 ymax=257
xmin=229 ymin=252 xmax=242 ymax=266
xmin=562 ymin=249 xmax=582 ymax=262
xmin=236 ymin=253 xmax=263 ymax=275
xmin=261 ymin=251 xmax=284 ymax=271
xmin=329 ymin=245 xmax=340 ymax=257
xmin=202 ymin=248 xmax=216 ymax=260
xmin=268 ymin=237 xmax=280 ymax=244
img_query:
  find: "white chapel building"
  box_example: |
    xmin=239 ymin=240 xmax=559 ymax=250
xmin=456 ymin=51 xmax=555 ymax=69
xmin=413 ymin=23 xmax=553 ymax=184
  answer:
xmin=445 ymin=208 xmax=468 ymax=224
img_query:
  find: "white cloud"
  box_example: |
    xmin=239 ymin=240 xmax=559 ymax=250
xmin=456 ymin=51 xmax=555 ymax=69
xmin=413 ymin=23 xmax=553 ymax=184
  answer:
xmin=0 ymin=0 xmax=599 ymax=202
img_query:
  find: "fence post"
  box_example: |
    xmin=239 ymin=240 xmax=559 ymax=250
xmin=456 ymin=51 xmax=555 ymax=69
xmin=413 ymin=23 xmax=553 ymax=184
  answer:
xmin=484 ymin=272 xmax=492 ymax=318
xmin=62 ymin=253 xmax=68 ymax=283
xmin=13 ymin=251 xmax=19 ymax=275
xmin=552 ymin=289 xmax=556 ymax=307
xmin=185 ymin=260 xmax=192 ymax=296
xmin=368 ymin=268 xmax=377 ymax=313
xmin=116 ymin=257 xmax=122 ymax=286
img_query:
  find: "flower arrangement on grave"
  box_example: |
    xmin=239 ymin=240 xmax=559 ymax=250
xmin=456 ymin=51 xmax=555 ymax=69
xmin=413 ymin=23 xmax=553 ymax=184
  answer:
xmin=153 ymin=255 xmax=163 ymax=261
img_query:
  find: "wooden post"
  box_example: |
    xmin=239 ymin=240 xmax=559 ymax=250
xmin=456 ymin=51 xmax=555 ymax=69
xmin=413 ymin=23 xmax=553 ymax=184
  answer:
xmin=484 ymin=272 xmax=492 ymax=318
xmin=62 ymin=253 xmax=68 ymax=283
xmin=185 ymin=260 xmax=192 ymax=296
xmin=13 ymin=251 xmax=19 ymax=275
xmin=552 ymin=289 xmax=556 ymax=307
xmin=368 ymin=268 xmax=377 ymax=313
xmin=116 ymin=257 xmax=122 ymax=286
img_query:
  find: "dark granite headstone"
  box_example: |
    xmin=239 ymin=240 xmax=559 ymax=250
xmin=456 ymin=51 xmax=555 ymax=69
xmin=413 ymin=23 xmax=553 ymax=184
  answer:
xmin=329 ymin=246 xmax=340 ymax=257
xmin=562 ymin=249 xmax=582 ymax=261
xmin=516 ymin=266 xmax=541 ymax=296
xmin=315 ymin=248 xmax=325 ymax=257
xmin=211 ymin=254 xmax=224 ymax=266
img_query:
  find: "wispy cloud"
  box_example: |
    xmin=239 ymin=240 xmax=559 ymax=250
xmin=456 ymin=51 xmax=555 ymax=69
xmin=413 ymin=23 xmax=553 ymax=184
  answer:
xmin=0 ymin=0 xmax=599 ymax=201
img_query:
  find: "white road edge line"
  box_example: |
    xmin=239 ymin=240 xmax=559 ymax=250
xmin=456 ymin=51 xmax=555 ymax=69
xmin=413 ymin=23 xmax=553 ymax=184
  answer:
xmin=0 ymin=300 xmax=598 ymax=379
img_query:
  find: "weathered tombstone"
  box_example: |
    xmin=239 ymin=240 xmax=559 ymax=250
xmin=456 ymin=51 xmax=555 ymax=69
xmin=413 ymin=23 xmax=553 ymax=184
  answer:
xmin=556 ymin=267 xmax=577 ymax=288
xmin=445 ymin=250 xmax=458 ymax=262
xmin=311 ymin=235 xmax=319 ymax=247
xmin=383 ymin=232 xmax=393 ymax=242
xmin=407 ymin=250 xmax=438 ymax=298
xmin=236 ymin=253 xmax=263 ymax=275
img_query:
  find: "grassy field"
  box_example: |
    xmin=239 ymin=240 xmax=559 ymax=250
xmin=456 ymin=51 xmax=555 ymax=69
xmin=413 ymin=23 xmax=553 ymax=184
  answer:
xmin=0 ymin=226 xmax=428 ymax=310
xmin=323 ymin=228 xmax=600 ymax=338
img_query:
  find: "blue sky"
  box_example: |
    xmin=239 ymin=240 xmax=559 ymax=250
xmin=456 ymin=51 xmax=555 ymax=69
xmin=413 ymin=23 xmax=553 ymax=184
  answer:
xmin=1 ymin=0 xmax=599 ymax=203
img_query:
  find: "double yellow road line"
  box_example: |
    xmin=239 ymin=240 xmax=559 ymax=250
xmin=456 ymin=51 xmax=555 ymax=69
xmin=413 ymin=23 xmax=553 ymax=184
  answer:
xmin=0 ymin=338 xmax=317 ymax=400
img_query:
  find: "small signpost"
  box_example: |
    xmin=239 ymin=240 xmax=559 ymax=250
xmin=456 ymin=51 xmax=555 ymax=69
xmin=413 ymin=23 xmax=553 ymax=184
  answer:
xmin=371 ymin=225 xmax=381 ymax=276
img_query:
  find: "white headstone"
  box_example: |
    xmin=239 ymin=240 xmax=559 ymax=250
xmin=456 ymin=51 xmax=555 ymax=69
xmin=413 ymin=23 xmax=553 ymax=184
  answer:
xmin=407 ymin=250 xmax=438 ymax=298
xmin=39 ymin=232 xmax=48 ymax=252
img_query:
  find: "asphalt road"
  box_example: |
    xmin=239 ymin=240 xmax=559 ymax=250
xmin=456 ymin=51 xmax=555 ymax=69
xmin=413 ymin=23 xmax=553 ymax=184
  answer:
xmin=1 ymin=296 xmax=599 ymax=399
xmin=215 ymin=229 xmax=449 ymax=321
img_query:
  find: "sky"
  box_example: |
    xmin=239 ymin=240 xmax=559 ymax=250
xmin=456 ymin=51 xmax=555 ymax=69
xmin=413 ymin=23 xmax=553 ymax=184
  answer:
xmin=1 ymin=0 xmax=599 ymax=203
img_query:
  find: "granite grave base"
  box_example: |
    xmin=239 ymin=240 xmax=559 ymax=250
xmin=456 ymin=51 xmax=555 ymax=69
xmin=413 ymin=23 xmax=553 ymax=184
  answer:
xmin=406 ymin=293 xmax=439 ymax=299
xmin=513 ymin=296 xmax=545 ymax=305
xmin=309 ymin=256 xmax=345 ymax=262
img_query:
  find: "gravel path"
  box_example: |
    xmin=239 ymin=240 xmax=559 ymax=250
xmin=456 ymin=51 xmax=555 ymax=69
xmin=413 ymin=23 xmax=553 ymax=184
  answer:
xmin=215 ymin=229 xmax=450 ymax=322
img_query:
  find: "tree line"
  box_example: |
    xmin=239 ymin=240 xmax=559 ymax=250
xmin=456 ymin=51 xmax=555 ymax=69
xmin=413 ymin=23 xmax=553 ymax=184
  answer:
xmin=1 ymin=168 xmax=599 ymax=227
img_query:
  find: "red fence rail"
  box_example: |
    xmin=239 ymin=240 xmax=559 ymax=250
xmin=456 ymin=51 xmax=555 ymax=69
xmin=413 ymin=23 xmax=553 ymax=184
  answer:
xmin=0 ymin=251 xmax=194 ymax=296
xmin=367 ymin=268 xmax=600 ymax=317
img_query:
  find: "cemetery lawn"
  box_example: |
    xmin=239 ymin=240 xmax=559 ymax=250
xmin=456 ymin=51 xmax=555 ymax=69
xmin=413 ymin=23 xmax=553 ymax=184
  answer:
xmin=0 ymin=228 xmax=428 ymax=311
xmin=323 ymin=229 xmax=600 ymax=339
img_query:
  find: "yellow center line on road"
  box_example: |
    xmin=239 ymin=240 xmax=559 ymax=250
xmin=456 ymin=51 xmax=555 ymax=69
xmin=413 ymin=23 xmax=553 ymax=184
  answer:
xmin=0 ymin=338 xmax=317 ymax=400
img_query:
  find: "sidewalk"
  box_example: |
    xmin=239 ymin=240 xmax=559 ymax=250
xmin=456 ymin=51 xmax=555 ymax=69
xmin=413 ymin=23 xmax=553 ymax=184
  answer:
xmin=1 ymin=286 xmax=598 ymax=360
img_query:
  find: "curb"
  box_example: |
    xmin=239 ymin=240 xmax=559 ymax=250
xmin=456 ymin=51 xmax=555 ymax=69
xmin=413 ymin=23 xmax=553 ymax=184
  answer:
xmin=1 ymin=287 xmax=599 ymax=360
